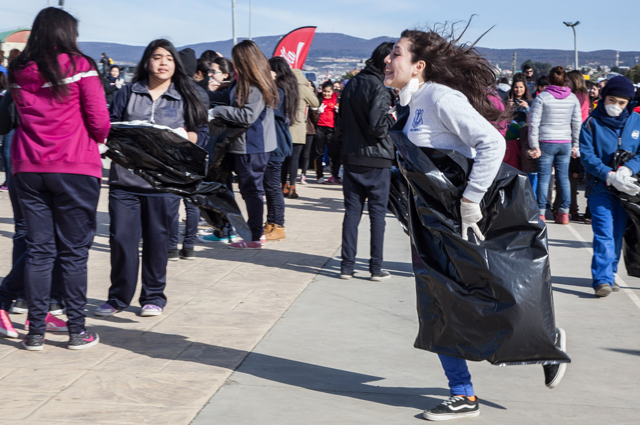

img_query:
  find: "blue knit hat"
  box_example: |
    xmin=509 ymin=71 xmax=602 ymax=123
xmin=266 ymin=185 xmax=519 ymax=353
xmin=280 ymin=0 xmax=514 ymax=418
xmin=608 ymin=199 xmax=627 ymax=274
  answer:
xmin=601 ymin=75 xmax=635 ymax=100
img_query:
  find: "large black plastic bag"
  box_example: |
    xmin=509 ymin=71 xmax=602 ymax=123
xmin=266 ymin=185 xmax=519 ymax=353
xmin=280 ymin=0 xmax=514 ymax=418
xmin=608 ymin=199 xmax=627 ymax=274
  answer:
xmin=607 ymin=149 xmax=640 ymax=277
xmin=106 ymin=122 xmax=251 ymax=242
xmin=387 ymin=167 xmax=410 ymax=235
xmin=390 ymin=130 xmax=570 ymax=365
xmin=206 ymin=117 xmax=250 ymax=184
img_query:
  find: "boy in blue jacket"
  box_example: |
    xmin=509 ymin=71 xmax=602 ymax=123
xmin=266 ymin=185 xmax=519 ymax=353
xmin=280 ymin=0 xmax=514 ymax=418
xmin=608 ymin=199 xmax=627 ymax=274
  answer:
xmin=580 ymin=76 xmax=640 ymax=297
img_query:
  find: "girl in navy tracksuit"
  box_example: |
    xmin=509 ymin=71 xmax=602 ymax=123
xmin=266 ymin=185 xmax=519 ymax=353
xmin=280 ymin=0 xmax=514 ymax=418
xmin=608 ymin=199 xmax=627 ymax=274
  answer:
xmin=579 ymin=76 xmax=640 ymax=298
xmin=208 ymin=40 xmax=278 ymax=249
xmin=95 ymin=39 xmax=208 ymax=318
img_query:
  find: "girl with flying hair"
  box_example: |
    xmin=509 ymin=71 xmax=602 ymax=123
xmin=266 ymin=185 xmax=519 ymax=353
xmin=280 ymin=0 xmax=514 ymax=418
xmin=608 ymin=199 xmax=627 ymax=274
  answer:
xmin=3 ymin=7 xmax=110 ymax=350
xmin=384 ymin=26 xmax=568 ymax=421
xmin=95 ymin=38 xmax=209 ymax=319
xmin=208 ymin=40 xmax=279 ymax=249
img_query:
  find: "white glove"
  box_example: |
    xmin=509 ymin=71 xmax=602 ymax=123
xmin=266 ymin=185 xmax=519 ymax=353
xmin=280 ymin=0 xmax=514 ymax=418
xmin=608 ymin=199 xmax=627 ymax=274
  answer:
xmin=460 ymin=201 xmax=485 ymax=242
xmin=607 ymin=170 xmax=640 ymax=196
xmin=318 ymin=104 xmax=326 ymax=113
xmin=172 ymin=127 xmax=189 ymax=141
xmin=98 ymin=143 xmax=109 ymax=155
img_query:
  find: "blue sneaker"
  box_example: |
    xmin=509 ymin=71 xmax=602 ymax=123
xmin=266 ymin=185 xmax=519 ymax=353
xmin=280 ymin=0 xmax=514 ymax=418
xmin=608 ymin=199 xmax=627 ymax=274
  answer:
xmin=198 ymin=232 xmax=238 ymax=244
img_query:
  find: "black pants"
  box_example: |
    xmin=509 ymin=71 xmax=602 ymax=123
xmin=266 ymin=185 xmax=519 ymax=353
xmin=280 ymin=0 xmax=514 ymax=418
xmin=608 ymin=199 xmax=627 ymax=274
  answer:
xmin=108 ymin=189 xmax=179 ymax=310
xmin=169 ymin=198 xmax=199 ymax=250
xmin=0 ymin=175 xmax=64 ymax=311
xmin=281 ymin=144 xmax=304 ymax=186
xmin=265 ymin=160 xmax=285 ymax=226
xmin=234 ymin=152 xmax=270 ymax=241
xmin=341 ymin=165 xmax=391 ymax=274
xmin=301 ymin=135 xmax=315 ymax=177
xmin=314 ymin=126 xmax=340 ymax=179
xmin=14 ymin=173 xmax=100 ymax=335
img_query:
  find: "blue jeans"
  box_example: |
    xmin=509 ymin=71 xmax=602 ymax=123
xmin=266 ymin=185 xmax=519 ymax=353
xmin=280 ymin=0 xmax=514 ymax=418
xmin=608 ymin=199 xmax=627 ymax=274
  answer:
xmin=528 ymin=173 xmax=538 ymax=200
xmin=438 ymin=354 xmax=474 ymax=396
xmin=2 ymin=129 xmax=14 ymax=186
xmin=537 ymin=142 xmax=571 ymax=215
xmin=589 ymin=191 xmax=628 ymax=288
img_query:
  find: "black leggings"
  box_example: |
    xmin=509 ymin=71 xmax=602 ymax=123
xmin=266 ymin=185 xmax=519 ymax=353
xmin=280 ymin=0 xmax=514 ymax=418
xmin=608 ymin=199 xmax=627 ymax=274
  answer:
xmin=301 ymin=134 xmax=315 ymax=176
xmin=281 ymin=144 xmax=304 ymax=186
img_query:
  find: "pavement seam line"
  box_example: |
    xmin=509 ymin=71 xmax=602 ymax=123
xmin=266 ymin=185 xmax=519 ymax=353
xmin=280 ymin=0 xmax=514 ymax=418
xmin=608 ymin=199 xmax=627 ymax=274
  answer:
xmin=565 ymin=223 xmax=640 ymax=311
xmin=23 ymin=367 xmax=93 ymax=420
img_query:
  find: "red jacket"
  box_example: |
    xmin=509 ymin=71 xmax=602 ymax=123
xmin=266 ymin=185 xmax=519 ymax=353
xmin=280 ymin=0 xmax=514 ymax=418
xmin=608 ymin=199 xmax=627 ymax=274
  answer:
xmin=317 ymin=93 xmax=337 ymax=128
xmin=11 ymin=54 xmax=110 ymax=178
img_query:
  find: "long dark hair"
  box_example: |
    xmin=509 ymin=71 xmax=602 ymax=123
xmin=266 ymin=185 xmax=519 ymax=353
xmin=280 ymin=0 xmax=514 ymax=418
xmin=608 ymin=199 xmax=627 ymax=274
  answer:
xmin=8 ymin=7 xmax=98 ymax=100
xmin=366 ymin=41 xmax=395 ymax=74
xmin=195 ymin=58 xmax=211 ymax=78
xmin=212 ymin=56 xmax=234 ymax=80
xmin=231 ymin=40 xmax=278 ymax=108
xmin=400 ymin=23 xmax=511 ymax=124
xmin=268 ymin=57 xmax=299 ymax=124
xmin=508 ymin=74 xmax=532 ymax=102
xmin=134 ymin=39 xmax=208 ymax=132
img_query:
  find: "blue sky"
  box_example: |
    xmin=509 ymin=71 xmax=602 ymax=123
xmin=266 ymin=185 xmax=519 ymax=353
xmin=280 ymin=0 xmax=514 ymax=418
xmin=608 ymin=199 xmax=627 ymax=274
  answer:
xmin=1 ymin=0 xmax=639 ymax=51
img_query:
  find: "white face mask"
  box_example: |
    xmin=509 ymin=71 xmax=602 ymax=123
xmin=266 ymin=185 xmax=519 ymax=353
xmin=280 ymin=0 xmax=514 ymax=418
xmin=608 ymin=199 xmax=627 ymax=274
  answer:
xmin=399 ymin=78 xmax=420 ymax=106
xmin=605 ymin=104 xmax=624 ymax=117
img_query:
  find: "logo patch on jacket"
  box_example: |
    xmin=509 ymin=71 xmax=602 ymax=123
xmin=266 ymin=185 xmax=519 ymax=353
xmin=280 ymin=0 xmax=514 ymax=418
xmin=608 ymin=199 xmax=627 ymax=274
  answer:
xmin=633 ymin=130 xmax=640 ymax=140
xmin=412 ymin=109 xmax=424 ymax=129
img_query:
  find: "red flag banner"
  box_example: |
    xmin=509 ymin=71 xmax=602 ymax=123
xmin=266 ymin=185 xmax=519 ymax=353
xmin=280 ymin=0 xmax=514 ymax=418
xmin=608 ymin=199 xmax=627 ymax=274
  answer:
xmin=272 ymin=26 xmax=317 ymax=69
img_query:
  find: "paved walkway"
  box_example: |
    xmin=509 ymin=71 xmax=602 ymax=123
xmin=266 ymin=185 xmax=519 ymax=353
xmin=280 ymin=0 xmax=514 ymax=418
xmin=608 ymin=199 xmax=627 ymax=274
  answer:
xmin=1 ymin=172 xmax=640 ymax=424
xmin=0 ymin=172 xmax=346 ymax=424
xmin=192 ymin=193 xmax=640 ymax=424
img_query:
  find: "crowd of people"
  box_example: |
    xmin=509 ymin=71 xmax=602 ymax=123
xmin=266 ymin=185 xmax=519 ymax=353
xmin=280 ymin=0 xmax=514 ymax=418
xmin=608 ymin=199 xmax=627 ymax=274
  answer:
xmin=1 ymin=6 xmax=640 ymax=422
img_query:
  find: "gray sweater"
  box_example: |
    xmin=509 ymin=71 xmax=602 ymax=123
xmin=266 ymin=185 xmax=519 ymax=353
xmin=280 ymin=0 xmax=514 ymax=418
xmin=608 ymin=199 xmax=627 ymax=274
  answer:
xmin=403 ymin=82 xmax=505 ymax=204
xmin=527 ymin=90 xmax=582 ymax=149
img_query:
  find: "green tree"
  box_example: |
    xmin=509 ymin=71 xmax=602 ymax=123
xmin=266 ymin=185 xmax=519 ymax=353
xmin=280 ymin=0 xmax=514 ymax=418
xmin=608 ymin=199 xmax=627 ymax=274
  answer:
xmin=611 ymin=66 xmax=622 ymax=74
xmin=597 ymin=65 xmax=602 ymax=72
xmin=521 ymin=59 xmax=552 ymax=76
xmin=625 ymin=64 xmax=640 ymax=84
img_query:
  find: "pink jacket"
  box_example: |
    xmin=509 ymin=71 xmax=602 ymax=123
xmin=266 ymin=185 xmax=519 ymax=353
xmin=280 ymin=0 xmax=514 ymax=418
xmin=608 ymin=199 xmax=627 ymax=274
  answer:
xmin=11 ymin=54 xmax=110 ymax=178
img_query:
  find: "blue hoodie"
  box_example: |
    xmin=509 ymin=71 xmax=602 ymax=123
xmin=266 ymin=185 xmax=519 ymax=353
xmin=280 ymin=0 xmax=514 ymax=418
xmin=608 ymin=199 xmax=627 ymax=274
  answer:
xmin=580 ymin=101 xmax=640 ymax=195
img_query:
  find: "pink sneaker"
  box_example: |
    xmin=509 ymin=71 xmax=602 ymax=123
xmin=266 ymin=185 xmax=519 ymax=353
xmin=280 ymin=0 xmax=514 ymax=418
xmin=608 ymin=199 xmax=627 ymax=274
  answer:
xmin=25 ymin=313 xmax=68 ymax=333
xmin=228 ymin=240 xmax=262 ymax=250
xmin=260 ymin=234 xmax=266 ymax=245
xmin=326 ymin=176 xmax=340 ymax=185
xmin=0 ymin=309 xmax=19 ymax=338
xmin=0 ymin=183 xmax=8 ymax=192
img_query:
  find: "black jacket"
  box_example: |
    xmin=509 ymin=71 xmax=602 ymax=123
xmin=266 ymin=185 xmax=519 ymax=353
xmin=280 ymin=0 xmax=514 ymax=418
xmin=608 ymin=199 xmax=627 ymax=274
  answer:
xmin=340 ymin=65 xmax=395 ymax=168
xmin=0 ymin=90 xmax=18 ymax=135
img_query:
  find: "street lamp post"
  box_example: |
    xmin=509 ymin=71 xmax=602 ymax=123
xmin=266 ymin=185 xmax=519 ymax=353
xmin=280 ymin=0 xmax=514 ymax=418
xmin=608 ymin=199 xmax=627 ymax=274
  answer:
xmin=232 ymin=0 xmax=237 ymax=46
xmin=563 ymin=21 xmax=580 ymax=71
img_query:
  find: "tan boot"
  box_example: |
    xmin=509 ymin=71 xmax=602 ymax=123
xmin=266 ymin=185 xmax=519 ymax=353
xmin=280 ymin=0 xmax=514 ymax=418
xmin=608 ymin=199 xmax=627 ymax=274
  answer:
xmin=282 ymin=183 xmax=290 ymax=196
xmin=288 ymin=185 xmax=299 ymax=199
xmin=266 ymin=225 xmax=285 ymax=241
xmin=264 ymin=222 xmax=274 ymax=235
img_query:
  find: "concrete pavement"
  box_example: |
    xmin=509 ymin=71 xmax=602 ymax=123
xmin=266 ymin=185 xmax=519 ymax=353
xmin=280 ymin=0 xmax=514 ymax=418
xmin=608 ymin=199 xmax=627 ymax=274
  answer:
xmin=192 ymin=195 xmax=640 ymax=424
xmin=1 ymin=170 xmax=639 ymax=424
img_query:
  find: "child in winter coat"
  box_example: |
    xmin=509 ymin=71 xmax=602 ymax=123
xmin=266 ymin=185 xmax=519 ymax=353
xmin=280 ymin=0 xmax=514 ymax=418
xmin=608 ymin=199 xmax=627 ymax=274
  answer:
xmin=580 ymin=75 xmax=640 ymax=298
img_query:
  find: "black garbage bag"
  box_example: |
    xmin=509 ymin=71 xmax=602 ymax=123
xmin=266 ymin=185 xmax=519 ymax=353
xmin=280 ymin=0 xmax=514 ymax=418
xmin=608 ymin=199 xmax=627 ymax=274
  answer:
xmin=391 ymin=130 xmax=570 ymax=365
xmin=105 ymin=122 xmax=251 ymax=242
xmin=387 ymin=167 xmax=410 ymax=235
xmin=607 ymin=149 xmax=640 ymax=277
xmin=206 ymin=117 xmax=250 ymax=184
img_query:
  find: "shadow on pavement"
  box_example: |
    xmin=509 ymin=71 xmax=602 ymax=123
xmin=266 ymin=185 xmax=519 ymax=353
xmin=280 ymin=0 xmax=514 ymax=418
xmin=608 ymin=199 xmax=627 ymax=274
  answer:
xmin=74 ymin=324 xmax=507 ymax=412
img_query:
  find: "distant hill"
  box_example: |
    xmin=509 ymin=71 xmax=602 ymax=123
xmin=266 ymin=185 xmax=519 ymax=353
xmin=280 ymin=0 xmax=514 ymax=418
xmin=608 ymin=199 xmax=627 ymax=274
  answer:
xmin=79 ymin=33 xmax=640 ymax=72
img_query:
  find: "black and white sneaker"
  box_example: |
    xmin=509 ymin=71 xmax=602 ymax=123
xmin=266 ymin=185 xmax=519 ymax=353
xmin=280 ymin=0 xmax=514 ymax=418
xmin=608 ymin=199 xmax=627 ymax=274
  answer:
xmin=339 ymin=272 xmax=354 ymax=280
xmin=68 ymin=331 xmax=100 ymax=350
xmin=370 ymin=271 xmax=391 ymax=281
xmin=179 ymin=248 xmax=196 ymax=260
xmin=22 ymin=334 xmax=45 ymax=351
xmin=168 ymin=249 xmax=179 ymax=262
xmin=423 ymin=395 xmax=480 ymax=421
xmin=10 ymin=299 xmax=28 ymax=314
xmin=544 ymin=327 xmax=568 ymax=389
xmin=49 ymin=301 xmax=65 ymax=316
